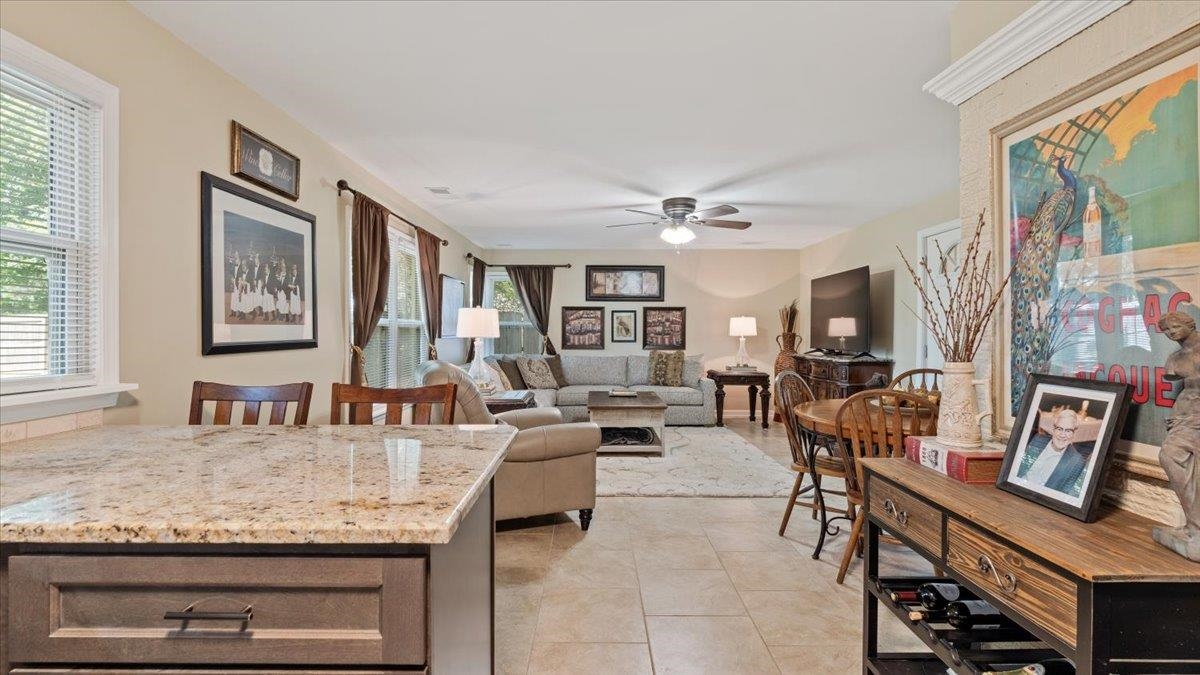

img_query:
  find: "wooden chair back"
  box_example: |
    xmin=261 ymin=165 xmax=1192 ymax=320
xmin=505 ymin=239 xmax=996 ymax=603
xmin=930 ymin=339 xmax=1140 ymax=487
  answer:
xmin=775 ymin=370 xmax=816 ymax=467
xmin=835 ymin=389 xmax=938 ymax=500
xmin=330 ymin=383 xmax=458 ymax=425
xmin=189 ymin=381 xmax=314 ymax=425
xmin=888 ymin=368 xmax=943 ymax=400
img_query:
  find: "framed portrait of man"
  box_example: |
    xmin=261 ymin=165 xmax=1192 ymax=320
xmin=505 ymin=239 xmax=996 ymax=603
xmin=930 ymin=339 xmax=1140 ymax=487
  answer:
xmin=997 ymin=373 xmax=1132 ymax=522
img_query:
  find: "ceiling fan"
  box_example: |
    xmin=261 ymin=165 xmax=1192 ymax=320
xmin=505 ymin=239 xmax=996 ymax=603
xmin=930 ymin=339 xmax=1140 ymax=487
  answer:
xmin=607 ymin=197 xmax=751 ymax=245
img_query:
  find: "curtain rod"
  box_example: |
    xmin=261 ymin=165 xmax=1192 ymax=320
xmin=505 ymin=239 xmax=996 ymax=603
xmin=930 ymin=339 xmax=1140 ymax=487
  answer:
xmin=466 ymin=253 xmax=571 ymax=269
xmin=336 ymin=179 xmax=449 ymax=246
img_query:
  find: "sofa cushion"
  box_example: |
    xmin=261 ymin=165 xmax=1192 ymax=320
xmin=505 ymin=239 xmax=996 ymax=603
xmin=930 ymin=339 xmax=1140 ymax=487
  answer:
xmin=545 ymin=354 xmax=570 ymax=387
xmin=497 ymin=355 xmax=527 ymax=389
xmin=649 ymin=350 xmax=685 ymax=386
xmin=517 ymin=356 xmax=560 ymax=389
xmin=560 ymin=355 xmax=628 ymax=385
xmin=630 ymin=385 xmax=704 ymax=406
xmin=531 ymin=389 xmax=559 ymax=408
xmin=631 ymin=353 xmax=703 ymax=386
xmin=555 ymin=384 xmax=625 ymax=406
xmin=682 ymin=353 xmax=705 ymax=386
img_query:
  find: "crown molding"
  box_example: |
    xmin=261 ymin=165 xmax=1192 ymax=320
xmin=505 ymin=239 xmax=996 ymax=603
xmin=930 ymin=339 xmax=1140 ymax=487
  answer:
xmin=924 ymin=0 xmax=1129 ymax=106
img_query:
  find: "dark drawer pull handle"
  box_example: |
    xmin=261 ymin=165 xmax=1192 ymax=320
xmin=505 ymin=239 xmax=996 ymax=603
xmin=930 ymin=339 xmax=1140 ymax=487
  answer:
xmin=165 ymin=598 xmax=253 ymax=623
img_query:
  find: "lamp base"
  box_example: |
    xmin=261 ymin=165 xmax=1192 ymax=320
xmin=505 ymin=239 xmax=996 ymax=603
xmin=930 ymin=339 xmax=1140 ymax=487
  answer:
xmin=467 ymin=338 xmax=491 ymax=386
xmin=735 ymin=335 xmax=750 ymax=367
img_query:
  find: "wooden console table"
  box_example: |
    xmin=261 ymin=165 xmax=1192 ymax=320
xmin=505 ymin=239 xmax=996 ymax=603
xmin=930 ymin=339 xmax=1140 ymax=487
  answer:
xmin=707 ymin=369 xmax=770 ymax=429
xmin=861 ymin=458 xmax=1200 ymax=674
xmin=793 ymin=353 xmax=892 ymax=400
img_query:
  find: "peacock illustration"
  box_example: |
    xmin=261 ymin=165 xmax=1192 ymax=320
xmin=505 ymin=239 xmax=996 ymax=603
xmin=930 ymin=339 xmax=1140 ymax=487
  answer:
xmin=1010 ymin=155 xmax=1077 ymax=410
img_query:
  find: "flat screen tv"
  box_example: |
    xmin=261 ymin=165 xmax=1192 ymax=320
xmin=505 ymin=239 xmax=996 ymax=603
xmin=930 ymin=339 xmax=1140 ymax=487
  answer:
xmin=810 ymin=266 xmax=870 ymax=355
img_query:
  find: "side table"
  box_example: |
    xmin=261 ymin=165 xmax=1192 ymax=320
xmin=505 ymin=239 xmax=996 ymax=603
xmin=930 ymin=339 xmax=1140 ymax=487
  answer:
xmin=484 ymin=390 xmax=536 ymax=414
xmin=706 ymin=369 xmax=770 ymax=429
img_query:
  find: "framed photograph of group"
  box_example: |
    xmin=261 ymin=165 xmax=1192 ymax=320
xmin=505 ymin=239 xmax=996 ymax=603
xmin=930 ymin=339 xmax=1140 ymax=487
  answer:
xmin=585 ymin=265 xmax=665 ymax=301
xmin=611 ymin=310 xmax=637 ymax=343
xmin=996 ymin=374 xmax=1132 ymax=522
xmin=561 ymin=306 xmax=604 ymax=349
xmin=643 ymin=307 xmax=686 ymax=350
xmin=201 ymin=172 xmax=317 ymax=355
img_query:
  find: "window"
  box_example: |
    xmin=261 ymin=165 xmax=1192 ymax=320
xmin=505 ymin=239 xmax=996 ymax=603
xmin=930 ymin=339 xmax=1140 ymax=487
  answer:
xmin=0 ymin=32 xmax=124 ymax=410
xmin=362 ymin=227 xmax=427 ymax=389
xmin=482 ymin=269 xmax=541 ymax=355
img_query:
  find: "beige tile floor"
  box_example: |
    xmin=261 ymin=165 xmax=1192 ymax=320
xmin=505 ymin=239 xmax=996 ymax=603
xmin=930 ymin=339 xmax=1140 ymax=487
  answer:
xmin=495 ymin=417 xmax=934 ymax=674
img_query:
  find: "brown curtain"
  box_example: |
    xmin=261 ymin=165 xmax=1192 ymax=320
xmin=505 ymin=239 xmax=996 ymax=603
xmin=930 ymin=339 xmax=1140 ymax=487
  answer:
xmin=506 ymin=265 xmax=557 ymax=355
xmin=350 ymin=194 xmax=391 ymax=384
xmin=465 ymin=255 xmax=489 ymax=362
xmin=416 ymin=228 xmax=442 ymax=359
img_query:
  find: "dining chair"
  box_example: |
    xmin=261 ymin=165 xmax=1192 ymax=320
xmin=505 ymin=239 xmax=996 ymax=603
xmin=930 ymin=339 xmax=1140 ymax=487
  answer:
xmin=776 ymin=370 xmax=851 ymax=536
xmin=188 ymin=381 xmax=314 ymax=425
xmin=833 ymin=388 xmax=938 ymax=584
xmin=888 ymin=368 xmax=943 ymax=403
xmin=329 ymin=383 xmax=458 ymax=425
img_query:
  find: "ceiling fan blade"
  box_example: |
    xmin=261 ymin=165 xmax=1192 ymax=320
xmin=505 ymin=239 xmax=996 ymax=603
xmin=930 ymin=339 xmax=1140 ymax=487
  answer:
xmin=692 ymin=204 xmax=738 ymax=219
xmin=700 ymin=219 xmax=752 ymax=230
xmin=625 ymin=208 xmax=666 ymax=218
xmin=606 ymin=220 xmax=659 ymax=228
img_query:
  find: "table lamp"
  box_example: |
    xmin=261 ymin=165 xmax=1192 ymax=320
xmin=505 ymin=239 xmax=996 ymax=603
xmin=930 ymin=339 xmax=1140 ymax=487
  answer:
xmin=458 ymin=307 xmax=500 ymax=384
xmin=729 ymin=316 xmax=757 ymax=367
xmin=827 ymin=317 xmax=857 ymax=353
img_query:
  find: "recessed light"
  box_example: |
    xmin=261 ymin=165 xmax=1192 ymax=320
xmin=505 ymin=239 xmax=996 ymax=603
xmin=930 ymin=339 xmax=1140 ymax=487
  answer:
xmin=426 ymin=186 xmax=451 ymax=195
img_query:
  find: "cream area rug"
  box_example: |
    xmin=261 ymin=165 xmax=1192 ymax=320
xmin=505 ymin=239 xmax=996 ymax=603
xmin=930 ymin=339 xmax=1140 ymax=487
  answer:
xmin=596 ymin=426 xmax=795 ymax=497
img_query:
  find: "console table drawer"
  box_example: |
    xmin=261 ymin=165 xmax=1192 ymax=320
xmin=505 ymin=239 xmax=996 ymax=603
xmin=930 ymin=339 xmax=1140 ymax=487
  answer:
xmin=8 ymin=555 xmax=427 ymax=666
xmin=945 ymin=520 xmax=1077 ymax=647
xmin=867 ymin=478 xmax=942 ymax=558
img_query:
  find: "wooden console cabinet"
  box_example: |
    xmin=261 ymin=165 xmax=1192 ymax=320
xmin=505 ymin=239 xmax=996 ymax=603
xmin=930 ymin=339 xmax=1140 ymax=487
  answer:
xmin=792 ymin=353 xmax=893 ymax=399
xmin=861 ymin=458 xmax=1200 ymax=674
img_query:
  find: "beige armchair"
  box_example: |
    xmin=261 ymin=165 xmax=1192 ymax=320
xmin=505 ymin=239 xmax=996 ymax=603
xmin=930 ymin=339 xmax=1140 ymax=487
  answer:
xmin=416 ymin=361 xmax=600 ymax=530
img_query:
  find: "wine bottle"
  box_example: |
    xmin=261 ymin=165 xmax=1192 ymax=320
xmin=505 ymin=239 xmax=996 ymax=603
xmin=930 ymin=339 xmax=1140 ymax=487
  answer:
xmin=983 ymin=659 xmax=1074 ymax=675
xmin=917 ymin=581 xmax=976 ymax=610
xmin=1082 ymin=186 xmax=1102 ymax=258
xmin=889 ymin=589 xmax=919 ymax=603
xmin=907 ymin=608 xmax=948 ymax=623
xmin=946 ymin=599 xmax=1016 ymax=629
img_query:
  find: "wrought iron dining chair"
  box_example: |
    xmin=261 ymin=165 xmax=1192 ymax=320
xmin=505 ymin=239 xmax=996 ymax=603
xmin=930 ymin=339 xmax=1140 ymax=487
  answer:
xmin=833 ymin=388 xmax=938 ymax=584
xmin=329 ymin=383 xmax=458 ymax=425
xmin=189 ymin=381 xmax=314 ymax=425
xmin=776 ymin=371 xmax=850 ymax=536
xmin=888 ymin=368 xmax=943 ymax=403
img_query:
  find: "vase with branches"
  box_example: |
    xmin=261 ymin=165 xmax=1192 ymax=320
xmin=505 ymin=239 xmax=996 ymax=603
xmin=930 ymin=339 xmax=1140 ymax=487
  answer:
xmin=898 ymin=212 xmax=1020 ymax=447
xmin=773 ymin=299 xmax=801 ymax=421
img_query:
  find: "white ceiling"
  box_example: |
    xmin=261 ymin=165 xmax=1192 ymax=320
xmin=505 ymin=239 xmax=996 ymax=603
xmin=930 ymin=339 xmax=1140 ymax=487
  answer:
xmin=133 ymin=1 xmax=960 ymax=250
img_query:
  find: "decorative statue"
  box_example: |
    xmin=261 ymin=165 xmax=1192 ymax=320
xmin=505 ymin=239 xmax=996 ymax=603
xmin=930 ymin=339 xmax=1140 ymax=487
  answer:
xmin=1153 ymin=311 xmax=1200 ymax=562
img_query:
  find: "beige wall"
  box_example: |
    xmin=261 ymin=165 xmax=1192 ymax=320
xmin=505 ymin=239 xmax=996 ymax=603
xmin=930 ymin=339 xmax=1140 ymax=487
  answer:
xmin=1 ymin=0 xmax=482 ymax=424
xmin=950 ymin=0 xmax=1036 ymax=60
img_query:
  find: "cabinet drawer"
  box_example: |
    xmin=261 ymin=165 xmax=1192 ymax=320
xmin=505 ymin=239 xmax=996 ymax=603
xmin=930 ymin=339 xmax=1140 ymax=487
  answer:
xmin=810 ymin=362 xmax=831 ymax=379
xmin=945 ymin=520 xmax=1077 ymax=647
xmin=867 ymin=477 xmax=943 ymax=558
xmin=832 ymin=365 xmax=849 ymax=381
xmin=8 ymin=555 xmax=427 ymax=666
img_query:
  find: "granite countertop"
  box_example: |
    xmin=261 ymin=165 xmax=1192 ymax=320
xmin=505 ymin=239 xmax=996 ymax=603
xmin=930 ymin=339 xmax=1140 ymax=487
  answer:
xmin=0 ymin=424 xmax=515 ymax=546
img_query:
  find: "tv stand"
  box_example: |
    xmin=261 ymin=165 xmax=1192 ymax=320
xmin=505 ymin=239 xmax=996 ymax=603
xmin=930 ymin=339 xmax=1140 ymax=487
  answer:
xmin=791 ymin=353 xmax=893 ymax=400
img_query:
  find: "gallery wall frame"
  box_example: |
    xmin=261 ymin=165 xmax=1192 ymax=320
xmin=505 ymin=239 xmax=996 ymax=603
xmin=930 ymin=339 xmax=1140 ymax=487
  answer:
xmin=585 ymin=265 xmax=665 ymax=302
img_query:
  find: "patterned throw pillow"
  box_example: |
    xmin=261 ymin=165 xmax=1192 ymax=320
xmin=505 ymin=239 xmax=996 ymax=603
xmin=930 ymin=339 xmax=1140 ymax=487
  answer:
xmin=649 ymin=350 xmax=685 ymax=387
xmin=517 ymin=356 xmax=561 ymax=390
xmin=481 ymin=357 xmax=511 ymax=391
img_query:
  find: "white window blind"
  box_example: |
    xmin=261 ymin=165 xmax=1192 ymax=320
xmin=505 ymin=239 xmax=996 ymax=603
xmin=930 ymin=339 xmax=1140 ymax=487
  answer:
xmin=0 ymin=63 xmax=102 ymax=395
xmin=483 ymin=269 xmax=540 ymax=356
xmin=363 ymin=227 xmax=427 ymax=389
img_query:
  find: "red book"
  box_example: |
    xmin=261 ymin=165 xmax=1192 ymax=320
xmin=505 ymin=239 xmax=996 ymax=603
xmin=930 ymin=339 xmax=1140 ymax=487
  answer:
xmin=904 ymin=436 xmax=1005 ymax=485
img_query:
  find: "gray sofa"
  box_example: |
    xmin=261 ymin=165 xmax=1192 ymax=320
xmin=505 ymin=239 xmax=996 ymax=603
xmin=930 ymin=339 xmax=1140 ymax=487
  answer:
xmin=505 ymin=353 xmax=717 ymax=426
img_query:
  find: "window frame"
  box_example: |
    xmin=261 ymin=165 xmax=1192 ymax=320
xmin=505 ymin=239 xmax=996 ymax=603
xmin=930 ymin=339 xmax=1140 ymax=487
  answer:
xmin=363 ymin=224 xmax=427 ymax=390
xmin=0 ymin=30 xmax=135 ymax=422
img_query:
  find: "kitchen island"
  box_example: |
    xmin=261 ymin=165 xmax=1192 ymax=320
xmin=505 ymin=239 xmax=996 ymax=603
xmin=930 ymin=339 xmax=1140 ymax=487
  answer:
xmin=0 ymin=424 xmax=516 ymax=674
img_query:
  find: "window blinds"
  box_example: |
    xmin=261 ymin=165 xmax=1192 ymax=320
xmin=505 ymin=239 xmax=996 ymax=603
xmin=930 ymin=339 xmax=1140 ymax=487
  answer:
xmin=363 ymin=227 xmax=427 ymax=389
xmin=0 ymin=63 xmax=102 ymax=395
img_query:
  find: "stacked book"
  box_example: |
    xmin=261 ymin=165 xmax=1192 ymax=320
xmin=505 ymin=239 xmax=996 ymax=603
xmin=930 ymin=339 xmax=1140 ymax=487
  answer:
xmin=904 ymin=436 xmax=1006 ymax=485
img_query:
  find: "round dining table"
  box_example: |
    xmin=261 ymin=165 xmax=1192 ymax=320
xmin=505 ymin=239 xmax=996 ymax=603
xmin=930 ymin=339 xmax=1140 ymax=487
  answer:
xmin=791 ymin=398 xmax=850 ymax=559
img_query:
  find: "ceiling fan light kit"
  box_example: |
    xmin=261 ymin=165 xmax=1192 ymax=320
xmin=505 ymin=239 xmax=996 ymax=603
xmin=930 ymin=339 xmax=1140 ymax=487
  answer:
xmin=660 ymin=224 xmax=696 ymax=245
xmin=607 ymin=197 xmax=752 ymax=247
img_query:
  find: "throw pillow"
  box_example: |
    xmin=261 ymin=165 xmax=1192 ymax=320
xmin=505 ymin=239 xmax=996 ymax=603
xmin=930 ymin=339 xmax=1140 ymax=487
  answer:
xmin=649 ymin=350 xmax=685 ymax=387
xmin=517 ymin=356 xmax=561 ymax=390
xmin=497 ymin=355 xmax=527 ymax=390
xmin=545 ymin=354 xmax=569 ymax=388
xmin=481 ymin=357 xmax=511 ymax=391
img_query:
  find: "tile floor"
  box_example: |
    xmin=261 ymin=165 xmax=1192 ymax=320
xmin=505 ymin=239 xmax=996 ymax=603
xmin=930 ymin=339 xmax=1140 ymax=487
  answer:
xmin=495 ymin=417 xmax=934 ymax=674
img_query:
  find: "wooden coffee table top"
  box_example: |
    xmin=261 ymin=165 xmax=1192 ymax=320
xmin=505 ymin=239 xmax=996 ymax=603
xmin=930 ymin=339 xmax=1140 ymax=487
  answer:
xmin=587 ymin=391 xmax=667 ymax=410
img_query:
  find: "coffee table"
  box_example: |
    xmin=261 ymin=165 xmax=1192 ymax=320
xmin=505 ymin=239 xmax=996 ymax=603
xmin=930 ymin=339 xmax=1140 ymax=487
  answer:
xmin=587 ymin=391 xmax=667 ymax=455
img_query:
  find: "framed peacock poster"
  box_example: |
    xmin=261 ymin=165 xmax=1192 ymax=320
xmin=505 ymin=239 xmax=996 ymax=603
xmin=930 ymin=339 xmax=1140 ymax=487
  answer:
xmin=995 ymin=33 xmax=1199 ymax=466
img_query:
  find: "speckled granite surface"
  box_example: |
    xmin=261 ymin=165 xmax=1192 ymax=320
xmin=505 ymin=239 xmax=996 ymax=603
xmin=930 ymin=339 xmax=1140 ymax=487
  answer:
xmin=0 ymin=424 xmax=514 ymax=545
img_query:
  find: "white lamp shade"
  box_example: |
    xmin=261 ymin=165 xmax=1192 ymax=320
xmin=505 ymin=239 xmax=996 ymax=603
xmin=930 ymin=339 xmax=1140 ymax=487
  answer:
xmin=660 ymin=225 xmax=696 ymax=245
xmin=457 ymin=307 xmax=500 ymax=338
xmin=827 ymin=317 xmax=857 ymax=337
xmin=729 ymin=316 xmax=758 ymax=337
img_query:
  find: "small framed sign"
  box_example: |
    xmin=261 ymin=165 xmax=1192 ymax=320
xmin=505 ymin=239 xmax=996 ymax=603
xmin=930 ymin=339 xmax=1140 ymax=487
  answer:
xmin=611 ymin=309 xmax=637 ymax=343
xmin=231 ymin=121 xmax=300 ymax=200
xmin=562 ymin=306 xmax=605 ymax=349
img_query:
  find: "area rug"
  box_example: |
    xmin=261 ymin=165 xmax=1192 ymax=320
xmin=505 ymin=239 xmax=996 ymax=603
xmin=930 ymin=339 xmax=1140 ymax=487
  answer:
xmin=596 ymin=426 xmax=794 ymax=497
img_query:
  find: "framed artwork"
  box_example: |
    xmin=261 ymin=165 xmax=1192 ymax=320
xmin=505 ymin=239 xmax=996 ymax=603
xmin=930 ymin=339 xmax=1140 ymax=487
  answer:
xmin=994 ymin=33 xmax=1199 ymax=466
xmin=440 ymin=274 xmax=465 ymax=337
xmin=201 ymin=172 xmax=316 ymax=355
xmin=643 ymin=307 xmax=686 ymax=350
xmin=611 ymin=309 xmax=637 ymax=343
xmin=561 ymin=306 xmax=604 ymax=349
xmin=585 ymin=265 xmax=664 ymax=301
xmin=996 ymin=374 xmax=1131 ymax=522
xmin=231 ymin=121 xmax=300 ymax=200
